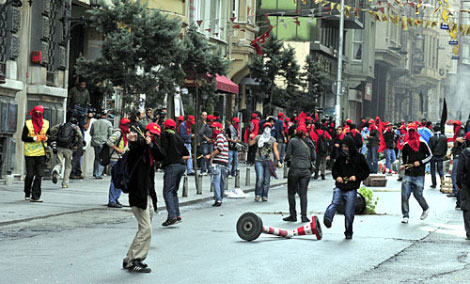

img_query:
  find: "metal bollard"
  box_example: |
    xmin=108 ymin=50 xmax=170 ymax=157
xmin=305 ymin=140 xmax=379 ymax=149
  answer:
xmin=245 ymin=167 xmax=250 ymax=186
xmin=182 ymin=175 xmax=188 ymax=197
xmin=235 ymin=169 xmax=240 ymax=188
xmin=197 ymin=174 xmax=203 ymax=195
xmin=283 ymin=164 xmax=288 ymax=179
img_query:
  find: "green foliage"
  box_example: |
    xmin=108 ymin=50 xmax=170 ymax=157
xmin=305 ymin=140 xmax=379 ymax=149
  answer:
xmin=299 ymin=54 xmax=328 ymax=111
xmin=74 ymin=0 xmax=187 ymax=111
xmin=359 ymin=186 xmax=379 ymax=214
xmin=183 ymin=25 xmax=229 ymax=112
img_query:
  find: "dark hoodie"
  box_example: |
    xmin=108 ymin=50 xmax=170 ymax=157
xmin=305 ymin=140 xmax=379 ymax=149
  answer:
xmin=332 ymin=136 xmax=370 ymax=191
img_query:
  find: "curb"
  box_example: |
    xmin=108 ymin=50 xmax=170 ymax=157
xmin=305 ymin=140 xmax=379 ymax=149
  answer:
xmin=0 ymin=180 xmax=288 ymax=227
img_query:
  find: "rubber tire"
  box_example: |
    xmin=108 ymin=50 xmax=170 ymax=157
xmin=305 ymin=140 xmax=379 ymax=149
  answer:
xmin=236 ymin=212 xmax=263 ymax=241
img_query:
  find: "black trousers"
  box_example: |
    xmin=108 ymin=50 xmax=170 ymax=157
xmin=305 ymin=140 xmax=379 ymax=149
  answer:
xmin=287 ymin=172 xmax=311 ymax=217
xmin=24 ymin=156 xmax=46 ymax=199
xmin=464 ymin=210 xmax=470 ymax=238
xmin=71 ymin=146 xmax=83 ymax=176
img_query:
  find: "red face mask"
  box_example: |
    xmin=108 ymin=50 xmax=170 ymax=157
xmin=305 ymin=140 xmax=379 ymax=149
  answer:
xmin=31 ymin=112 xmax=44 ymax=134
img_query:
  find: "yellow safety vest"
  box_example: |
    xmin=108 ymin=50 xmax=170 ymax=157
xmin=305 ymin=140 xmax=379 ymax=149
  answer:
xmin=24 ymin=119 xmax=49 ymax=157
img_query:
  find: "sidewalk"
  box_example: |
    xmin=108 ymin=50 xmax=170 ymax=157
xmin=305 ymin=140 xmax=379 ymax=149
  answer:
xmin=0 ymin=164 xmax=288 ymax=225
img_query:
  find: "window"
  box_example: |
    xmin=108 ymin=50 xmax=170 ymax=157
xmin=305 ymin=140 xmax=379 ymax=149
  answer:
xmin=352 ymin=30 xmax=363 ymax=61
xmin=232 ymin=0 xmax=239 ymax=20
xmin=210 ymin=0 xmax=221 ymax=38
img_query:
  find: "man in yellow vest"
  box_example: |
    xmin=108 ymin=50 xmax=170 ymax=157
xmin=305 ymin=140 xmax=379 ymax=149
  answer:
xmin=21 ymin=105 xmax=50 ymax=202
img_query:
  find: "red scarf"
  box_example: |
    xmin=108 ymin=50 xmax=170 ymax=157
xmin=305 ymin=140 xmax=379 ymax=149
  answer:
xmin=407 ymin=130 xmax=421 ymax=152
xmin=376 ymin=117 xmax=386 ymax=153
xmin=233 ymin=123 xmax=239 ymax=136
xmin=32 ymin=113 xmax=44 ymax=134
xmin=452 ymin=125 xmax=462 ymax=142
xmin=119 ymin=124 xmax=130 ymax=147
xmin=186 ymin=121 xmax=192 ymax=135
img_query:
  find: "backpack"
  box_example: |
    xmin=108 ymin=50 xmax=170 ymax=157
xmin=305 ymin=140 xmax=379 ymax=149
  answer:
xmin=99 ymin=133 xmax=122 ymax=166
xmin=315 ymin=130 xmax=328 ymax=155
xmin=111 ymin=152 xmax=141 ymax=194
xmin=57 ymin=123 xmax=76 ymax=148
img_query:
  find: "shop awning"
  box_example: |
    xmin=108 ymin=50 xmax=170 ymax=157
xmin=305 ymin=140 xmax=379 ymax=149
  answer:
xmin=215 ymin=74 xmax=239 ymax=94
xmin=183 ymin=73 xmax=239 ymax=94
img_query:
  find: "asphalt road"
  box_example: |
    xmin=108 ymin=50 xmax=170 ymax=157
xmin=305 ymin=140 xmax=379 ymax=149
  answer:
xmin=1 ymin=176 xmax=469 ymax=284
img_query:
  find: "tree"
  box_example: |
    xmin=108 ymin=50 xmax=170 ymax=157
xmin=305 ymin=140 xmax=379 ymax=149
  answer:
xmin=278 ymin=46 xmax=300 ymax=112
xmin=74 ymin=0 xmax=186 ymax=111
xmin=249 ymin=36 xmax=284 ymax=115
xmin=182 ymin=25 xmax=229 ymax=113
xmin=299 ymin=54 xmax=328 ymax=111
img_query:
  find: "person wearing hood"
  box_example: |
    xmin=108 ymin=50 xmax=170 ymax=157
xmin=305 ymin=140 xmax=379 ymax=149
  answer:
xmin=123 ymin=121 xmax=166 ymax=273
xmin=383 ymin=122 xmax=397 ymax=175
xmin=399 ymin=123 xmax=432 ymax=224
xmin=178 ymin=115 xmax=196 ymax=176
xmin=447 ymin=120 xmax=467 ymax=208
xmin=283 ymin=124 xmax=316 ymax=223
xmin=346 ymin=123 xmax=364 ymax=152
xmin=245 ymin=113 xmax=260 ymax=165
xmin=311 ymin=122 xmax=332 ymax=180
xmin=106 ymin=118 xmax=131 ymax=208
xmin=323 ymin=135 xmax=370 ymax=239
xmin=249 ymin=122 xmax=281 ymax=202
xmin=21 ymin=105 xmax=50 ymax=202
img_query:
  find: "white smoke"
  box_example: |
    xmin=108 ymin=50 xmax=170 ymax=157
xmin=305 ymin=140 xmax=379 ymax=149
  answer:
xmin=447 ymin=64 xmax=470 ymax=122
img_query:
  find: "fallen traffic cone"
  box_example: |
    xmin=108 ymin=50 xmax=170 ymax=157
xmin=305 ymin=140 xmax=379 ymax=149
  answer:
xmin=236 ymin=212 xmax=322 ymax=241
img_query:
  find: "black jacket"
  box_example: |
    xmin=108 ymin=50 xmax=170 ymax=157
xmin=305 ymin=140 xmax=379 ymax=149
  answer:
xmin=401 ymin=141 xmax=433 ymax=177
xmin=332 ymin=136 xmax=370 ymax=191
xmin=347 ymin=131 xmax=363 ymax=150
xmin=127 ymin=136 xmax=166 ymax=211
xmin=451 ymin=129 xmax=466 ymax=158
xmin=367 ymin=129 xmax=379 ymax=147
xmin=383 ymin=130 xmax=395 ymax=149
xmin=457 ymin=148 xmax=470 ymax=211
xmin=161 ymin=129 xmax=189 ymax=167
xmin=428 ymin=133 xmax=448 ymax=157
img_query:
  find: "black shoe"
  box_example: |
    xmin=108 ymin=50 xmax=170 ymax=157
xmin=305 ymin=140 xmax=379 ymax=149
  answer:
xmin=95 ymin=176 xmax=103 ymax=180
xmin=116 ymin=200 xmax=122 ymax=205
xmin=324 ymin=217 xmax=332 ymax=228
xmin=127 ymin=260 xmax=151 ymax=273
xmin=108 ymin=202 xmax=122 ymax=208
xmin=283 ymin=216 xmax=297 ymax=222
xmin=176 ymin=216 xmax=182 ymax=223
xmin=345 ymin=234 xmax=353 ymax=240
xmin=430 ymin=184 xmax=436 ymax=189
xmin=52 ymin=171 xmax=58 ymax=184
xmin=70 ymin=175 xmax=79 ymax=180
xmin=301 ymin=216 xmax=310 ymax=223
xmin=313 ymin=174 xmax=319 ymax=180
xmin=321 ymin=174 xmax=325 ymax=180
xmin=397 ymin=177 xmax=403 ymax=182
xmin=187 ymin=173 xmax=195 ymax=176
xmin=162 ymin=218 xmax=177 ymax=226
xmin=447 ymin=193 xmax=457 ymax=198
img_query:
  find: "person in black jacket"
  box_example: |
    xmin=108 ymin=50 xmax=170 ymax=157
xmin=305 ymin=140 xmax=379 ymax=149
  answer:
xmin=123 ymin=122 xmax=166 ymax=273
xmin=456 ymin=141 xmax=470 ymax=240
xmin=399 ymin=123 xmax=432 ymax=224
xmin=367 ymin=119 xmax=380 ymax=173
xmin=428 ymin=125 xmax=448 ymax=188
xmin=347 ymin=124 xmax=363 ymax=151
xmin=323 ymin=135 xmax=370 ymax=239
xmin=383 ymin=122 xmax=396 ymax=175
xmin=160 ymin=119 xmax=190 ymax=226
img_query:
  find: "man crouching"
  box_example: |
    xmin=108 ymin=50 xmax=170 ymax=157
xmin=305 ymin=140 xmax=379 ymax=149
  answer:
xmin=323 ymin=136 xmax=370 ymax=239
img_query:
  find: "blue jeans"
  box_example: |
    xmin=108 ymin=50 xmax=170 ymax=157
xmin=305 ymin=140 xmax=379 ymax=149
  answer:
xmin=254 ymin=160 xmax=271 ymax=197
xmin=452 ymin=158 xmax=459 ymax=194
xmin=93 ymin=145 xmax=104 ymax=177
xmin=163 ymin=163 xmax=186 ymax=219
xmin=108 ymin=161 xmax=121 ymax=204
xmin=211 ymin=163 xmax=227 ymax=202
xmin=277 ymin=142 xmax=286 ymax=164
xmin=324 ymin=188 xmax=357 ymax=236
xmin=228 ymin=150 xmax=238 ymax=176
xmin=401 ymin=175 xmax=429 ymax=218
xmin=200 ymin=143 xmax=213 ymax=174
xmin=430 ymin=156 xmax=444 ymax=186
xmin=384 ymin=148 xmax=396 ymax=171
xmin=367 ymin=146 xmax=379 ymax=174
xmin=184 ymin=143 xmax=193 ymax=174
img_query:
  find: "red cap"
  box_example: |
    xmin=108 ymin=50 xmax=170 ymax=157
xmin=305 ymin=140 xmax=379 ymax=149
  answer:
xmin=211 ymin=122 xmax=222 ymax=129
xmin=120 ymin=118 xmax=131 ymax=125
xmin=163 ymin=119 xmax=176 ymax=129
xmin=207 ymin=114 xmax=215 ymax=121
xmin=285 ymin=117 xmax=290 ymax=122
xmin=146 ymin=122 xmax=161 ymax=136
xmin=232 ymin=117 xmax=240 ymax=123
xmin=346 ymin=119 xmax=352 ymax=124
xmin=407 ymin=123 xmax=418 ymax=130
xmin=188 ymin=115 xmax=196 ymax=124
xmin=278 ymin=112 xmax=285 ymax=118
xmin=454 ymin=120 xmax=462 ymax=126
xmin=263 ymin=122 xmax=273 ymax=129
xmin=251 ymin=113 xmax=258 ymax=119
xmin=28 ymin=105 xmax=44 ymax=116
xmin=369 ymin=119 xmax=375 ymax=124
xmin=297 ymin=125 xmax=307 ymax=133
xmin=178 ymin=115 xmax=184 ymax=121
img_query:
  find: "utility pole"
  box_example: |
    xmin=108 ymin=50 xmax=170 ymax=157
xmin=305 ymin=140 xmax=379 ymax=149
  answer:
xmin=335 ymin=0 xmax=345 ymax=126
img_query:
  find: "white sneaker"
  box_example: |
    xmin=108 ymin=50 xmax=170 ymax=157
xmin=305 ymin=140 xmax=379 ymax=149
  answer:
xmin=401 ymin=217 xmax=409 ymax=224
xmin=420 ymin=208 xmax=430 ymax=220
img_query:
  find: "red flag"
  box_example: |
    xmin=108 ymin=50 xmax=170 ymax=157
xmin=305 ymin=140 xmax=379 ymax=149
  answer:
xmin=376 ymin=116 xmax=386 ymax=153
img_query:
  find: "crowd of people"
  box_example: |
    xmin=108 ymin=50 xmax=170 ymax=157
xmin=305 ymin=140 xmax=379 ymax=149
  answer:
xmin=20 ymin=99 xmax=470 ymax=272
